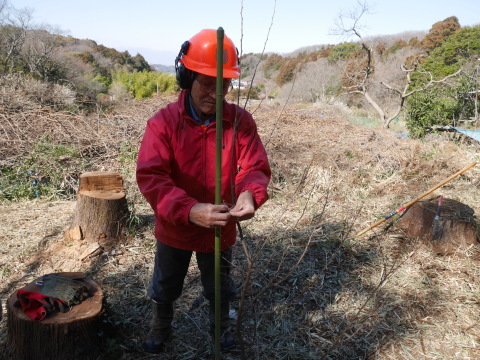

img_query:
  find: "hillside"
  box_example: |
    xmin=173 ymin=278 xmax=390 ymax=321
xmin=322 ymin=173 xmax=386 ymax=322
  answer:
xmin=152 ymin=64 xmax=176 ymax=74
xmin=0 ymin=93 xmax=479 ymax=359
xmin=2 ymin=4 xmax=479 ymax=132
xmin=238 ymin=18 xmax=480 ymax=133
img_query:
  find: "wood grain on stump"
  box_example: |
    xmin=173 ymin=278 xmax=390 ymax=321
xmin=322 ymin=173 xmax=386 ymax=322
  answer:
xmin=396 ymin=197 xmax=478 ymax=255
xmin=6 ymin=272 xmax=104 ymax=360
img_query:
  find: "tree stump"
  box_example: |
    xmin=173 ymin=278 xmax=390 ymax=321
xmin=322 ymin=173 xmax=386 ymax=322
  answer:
xmin=65 ymin=171 xmax=129 ymax=251
xmin=396 ymin=197 xmax=479 ymax=255
xmin=6 ymin=272 xmax=104 ymax=360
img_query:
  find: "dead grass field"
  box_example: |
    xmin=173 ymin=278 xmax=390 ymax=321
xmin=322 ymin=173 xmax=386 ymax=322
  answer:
xmin=1 ymin=94 xmax=480 ymax=359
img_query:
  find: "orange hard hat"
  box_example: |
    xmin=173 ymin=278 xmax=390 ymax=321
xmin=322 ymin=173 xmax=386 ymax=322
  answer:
xmin=179 ymin=29 xmax=240 ymax=79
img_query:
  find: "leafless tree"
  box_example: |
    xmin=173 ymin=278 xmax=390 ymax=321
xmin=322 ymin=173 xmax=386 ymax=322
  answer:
xmin=0 ymin=1 xmax=65 ymax=81
xmin=332 ymin=0 xmax=461 ymax=128
xmin=23 ymin=25 xmax=65 ymax=80
xmin=0 ymin=1 xmax=32 ymax=72
xmin=379 ymin=56 xmax=461 ymax=127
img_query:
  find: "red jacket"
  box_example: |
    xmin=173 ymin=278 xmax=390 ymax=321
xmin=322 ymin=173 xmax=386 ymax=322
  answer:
xmin=136 ymin=90 xmax=271 ymax=253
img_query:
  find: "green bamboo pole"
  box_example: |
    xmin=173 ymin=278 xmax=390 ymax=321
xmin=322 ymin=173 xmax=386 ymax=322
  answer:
xmin=214 ymin=27 xmax=224 ymax=360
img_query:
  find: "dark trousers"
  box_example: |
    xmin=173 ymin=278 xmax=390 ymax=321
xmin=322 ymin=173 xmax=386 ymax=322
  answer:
xmin=147 ymin=241 xmax=236 ymax=305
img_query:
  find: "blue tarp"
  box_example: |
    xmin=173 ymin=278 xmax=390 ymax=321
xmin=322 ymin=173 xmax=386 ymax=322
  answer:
xmin=454 ymin=128 xmax=480 ymax=143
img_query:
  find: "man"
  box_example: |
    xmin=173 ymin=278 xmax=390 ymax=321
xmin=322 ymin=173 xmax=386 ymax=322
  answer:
xmin=136 ymin=29 xmax=271 ymax=354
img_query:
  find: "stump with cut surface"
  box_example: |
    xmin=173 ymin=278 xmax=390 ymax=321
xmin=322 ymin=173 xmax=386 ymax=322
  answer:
xmin=65 ymin=171 xmax=129 ymax=251
xmin=396 ymin=197 xmax=479 ymax=255
xmin=6 ymin=272 xmax=104 ymax=360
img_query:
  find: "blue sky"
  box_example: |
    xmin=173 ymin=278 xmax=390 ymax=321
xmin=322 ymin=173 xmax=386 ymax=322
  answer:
xmin=10 ymin=0 xmax=480 ymax=65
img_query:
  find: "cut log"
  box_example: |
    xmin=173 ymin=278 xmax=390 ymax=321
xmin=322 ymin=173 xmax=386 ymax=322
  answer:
xmin=6 ymin=272 xmax=104 ymax=360
xmin=66 ymin=171 xmax=129 ymax=251
xmin=396 ymin=197 xmax=479 ymax=255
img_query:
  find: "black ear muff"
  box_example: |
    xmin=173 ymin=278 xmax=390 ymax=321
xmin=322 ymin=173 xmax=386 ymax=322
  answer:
xmin=236 ymin=47 xmax=240 ymax=66
xmin=175 ymin=41 xmax=194 ymax=89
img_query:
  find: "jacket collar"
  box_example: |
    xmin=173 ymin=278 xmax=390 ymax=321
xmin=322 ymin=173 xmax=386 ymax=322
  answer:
xmin=178 ymin=89 xmax=234 ymax=124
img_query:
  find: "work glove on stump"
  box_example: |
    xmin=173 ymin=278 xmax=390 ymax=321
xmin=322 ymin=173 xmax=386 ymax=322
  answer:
xmin=209 ymin=302 xmax=235 ymax=350
xmin=15 ymin=290 xmax=68 ymax=321
xmin=143 ymin=300 xmax=173 ymax=354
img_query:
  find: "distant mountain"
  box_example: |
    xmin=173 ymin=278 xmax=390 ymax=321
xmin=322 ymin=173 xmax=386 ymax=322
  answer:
xmin=152 ymin=64 xmax=176 ymax=74
xmin=122 ymin=47 xmax=176 ymax=67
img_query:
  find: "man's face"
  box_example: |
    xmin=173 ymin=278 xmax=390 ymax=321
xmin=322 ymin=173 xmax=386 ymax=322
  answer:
xmin=190 ymin=73 xmax=231 ymax=120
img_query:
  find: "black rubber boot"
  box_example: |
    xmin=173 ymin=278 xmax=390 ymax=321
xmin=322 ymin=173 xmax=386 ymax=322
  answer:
xmin=143 ymin=300 xmax=173 ymax=354
xmin=209 ymin=302 xmax=235 ymax=350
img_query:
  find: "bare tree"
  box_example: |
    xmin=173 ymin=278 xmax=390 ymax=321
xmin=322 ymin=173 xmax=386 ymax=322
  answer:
xmin=380 ymin=56 xmax=461 ymax=127
xmin=0 ymin=1 xmax=32 ymax=72
xmin=0 ymin=1 xmax=66 ymax=84
xmin=332 ymin=0 xmax=461 ymax=128
xmin=23 ymin=25 xmax=65 ymax=80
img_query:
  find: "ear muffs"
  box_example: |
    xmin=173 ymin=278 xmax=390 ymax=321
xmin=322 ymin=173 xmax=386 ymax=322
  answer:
xmin=175 ymin=41 xmax=195 ymax=89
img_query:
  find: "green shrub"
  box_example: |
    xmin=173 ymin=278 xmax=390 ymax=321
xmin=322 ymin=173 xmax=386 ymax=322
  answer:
xmin=421 ymin=26 xmax=480 ymax=78
xmin=327 ymin=43 xmax=361 ymax=63
xmin=408 ymin=25 xmax=480 ymax=91
xmin=112 ymin=70 xmax=177 ymax=99
xmin=94 ymin=74 xmax=112 ymax=88
xmin=406 ymin=88 xmax=461 ymax=137
xmin=405 ymin=26 xmax=480 ymax=136
xmin=384 ymin=40 xmax=408 ymax=56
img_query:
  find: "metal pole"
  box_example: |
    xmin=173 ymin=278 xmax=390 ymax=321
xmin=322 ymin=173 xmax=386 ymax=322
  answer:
xmin=356 ymin=162 xmax=477 ymax=237
xmin=214 ymin=27 xmax=224 ymax=360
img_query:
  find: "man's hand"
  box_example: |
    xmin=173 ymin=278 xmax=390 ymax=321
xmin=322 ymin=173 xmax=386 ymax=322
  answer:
xmin=229 ymin=190 xmax=255 ymax=222
xmin=189 ymin=203 xmax=231 ymax=228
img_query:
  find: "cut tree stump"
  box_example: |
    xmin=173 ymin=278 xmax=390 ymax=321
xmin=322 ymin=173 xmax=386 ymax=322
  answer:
xmin=65 ymin=171 xmax=129 ymax=251
xmin=6 ymin=272 xmax=104 ymax=360
xmin=396 ymin=197 xmax=479 ymax=255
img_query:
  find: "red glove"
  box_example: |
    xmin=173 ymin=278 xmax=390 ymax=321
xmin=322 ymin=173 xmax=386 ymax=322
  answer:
xmin=16 ymin=290 xmax=68 ymax=321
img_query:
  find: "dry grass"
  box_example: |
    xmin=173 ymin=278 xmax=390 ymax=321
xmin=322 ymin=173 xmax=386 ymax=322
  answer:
xmin=1 ymin=92 xmax=480 ymax=359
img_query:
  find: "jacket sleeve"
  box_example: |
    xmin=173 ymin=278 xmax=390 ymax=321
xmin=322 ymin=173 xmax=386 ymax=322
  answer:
xmin=136 ymin=114 xmax=197 ymax=226
xmin=234 ymin=112 xmax=271 ymax=209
